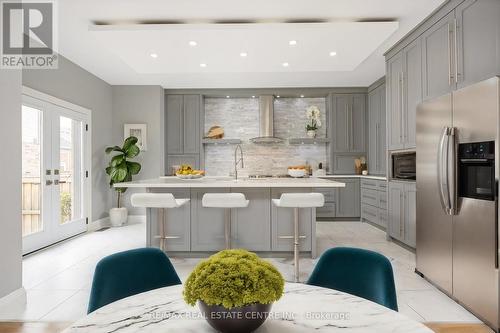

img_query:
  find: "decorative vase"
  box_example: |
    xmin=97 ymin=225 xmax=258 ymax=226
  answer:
xmin=198 ymin=300 xmax=272 ymax=333
xmin=306 ymin=130 xmax=317 ymax=138
xmin=109 ymin=207 xmax=128 ymax=227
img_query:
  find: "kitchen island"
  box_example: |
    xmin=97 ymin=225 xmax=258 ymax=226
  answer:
xmin=116 ymin=177 xmax=345 ymax=257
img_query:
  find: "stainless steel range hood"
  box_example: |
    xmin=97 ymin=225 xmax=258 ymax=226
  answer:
xmin=250 ymin=95 xmax=283 ymax=144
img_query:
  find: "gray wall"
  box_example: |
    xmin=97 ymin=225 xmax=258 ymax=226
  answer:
xmin=112 ymin=86 xmax=164 ymax=214
xmin=22 ymin=56 xmax=113 ymax=221
xmin=204 ymin=97 xmax=328 ymax=176
xmin=0 ymin=69 xmax=23 ymax=298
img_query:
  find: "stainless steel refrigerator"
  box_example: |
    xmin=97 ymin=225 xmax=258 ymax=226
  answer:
xmin=416 ymin=77 xmax=500 ymax=330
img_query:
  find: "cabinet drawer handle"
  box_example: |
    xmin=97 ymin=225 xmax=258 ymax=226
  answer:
xmin=279 ymin=235 xmax=306 ymax=239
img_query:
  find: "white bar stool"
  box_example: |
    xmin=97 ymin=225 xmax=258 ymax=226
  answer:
xmin=202 ymin=193 xmax=249 ymax=249
xmin=131 ymin=193 xmax=189 ymax=252
xmin=272 ymin=192 xmax=325 ymax=282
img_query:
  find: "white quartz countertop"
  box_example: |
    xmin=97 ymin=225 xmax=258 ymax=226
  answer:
xmin=321 ymin=174 xmax=387 ymax=181
xmin=115 ymin=176 xmax=346 ymax=188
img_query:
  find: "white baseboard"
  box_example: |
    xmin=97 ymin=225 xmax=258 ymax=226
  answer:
xmin=0 ymin=287 xmax=26 ymax=309
xmin=87 ymin=215 xmax=145 ymax=232
xmin=87 ymin=217 xmax=110 ymax=231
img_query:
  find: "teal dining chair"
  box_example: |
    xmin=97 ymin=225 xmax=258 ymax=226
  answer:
xmin=88 ymin=247 xmax=181 ymax=313
xmin=306 ymin=247 xmax=398 ymax=311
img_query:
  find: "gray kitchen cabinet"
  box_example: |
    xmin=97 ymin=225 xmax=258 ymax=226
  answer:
xmin=405 ymin=183 xmax=417 ymax=248
xmin=271 ymin=188 xmax=313 ymax=252
xmin=335 ymin=178 xmax=360 ymax=218
xmin=368 ymin=82 xmax=386 ymax=175
xmin=166 ymin=95 xmax=183 ymax=154
xmin=331 ymin=94 xmax=350 ymax=152
xmin=402 ymin=38 xmax=422 ymax=149
xmin=190 ymin=188 xmax=230 ymax=251
xmin=331 ymin=153 xmax=362 ymax=174
xmin=361 ymin=179 xmax=388 ymax=229
xmin=387 ymin=52 xmax=404 ymax=151
xmin=165 ymin=94 xmax=201 ymax=173
xmin=422 ymin=11 xmax=456 ymax=100
xmin=148 ymin=188 xmax=191 ymax=251
xmin=183 ymin=95 xmax=201 ymax=154
xmin=388 ymin=182 xmax=404 ymax=241
xmin=388 ymin=181 xmax=416 ymax=247
xmin=230 ymin=188 xmax=271 ymax=251
xmin=387 ymin=38 xmax=421 ymax=151
xmin=455 ymin=0 xmax=500 ymax=89
xmin=314 ymin=187 xmax=336 ymax=219
xmin=331 ymin=94 xmax=366 ymax=153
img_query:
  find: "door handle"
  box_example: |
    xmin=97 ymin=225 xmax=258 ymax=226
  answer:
xmin=447 ymin=22 xmax=454 ymax=85
xmin=447 ymin=127 xmax=457 ymax=215
xmin=438 ymin=127 xmax=451 ymax=214
xmin=453 ymin=18 xmax=459 ymax=84
xmin=401 ymin=72 xmax=405 ymax=142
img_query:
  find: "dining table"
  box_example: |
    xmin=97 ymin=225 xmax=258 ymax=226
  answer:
xmin=64 ymin=283 xmax=433 ymax=332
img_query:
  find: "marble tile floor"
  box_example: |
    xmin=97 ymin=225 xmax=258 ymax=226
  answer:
xmin=0 ymin=221 xmax=481 ymax=326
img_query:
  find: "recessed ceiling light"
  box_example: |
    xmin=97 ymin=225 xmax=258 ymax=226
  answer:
xmin=276 ymin=95 xmax=280 ymax=98
xmin=282 ymin=62 xmax=289 ymax=67
xmin=226 ymin=95 xmax=230 ymax=98
xmin=251 ymin=95 xmax=256 ymax=98
xmin=189 ymin=41 xmax=197 ymax=46
xmin=289 ymin=40 xmax=297 ymax=46
xmin=240 ymin=52 xmax=248 ymax=57
xmin=199 ymin=63 xmax=207 ymax=67
xmin=300 ymin=95 xmax=305 ymax=98
xmin=329 ymin=51 xmax=337 ymax=57
xmin=150 ymin=53 xmax=158 ymax=58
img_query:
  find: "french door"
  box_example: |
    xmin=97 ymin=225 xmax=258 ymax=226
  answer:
xmin=22 ymin=92 xmax=91 ymax=254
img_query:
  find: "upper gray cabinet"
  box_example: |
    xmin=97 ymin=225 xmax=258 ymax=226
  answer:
xmin=166 ymin=95 xmax=183 ymax=154
xmin=455 ymin=0 xmax=500 ymax=89
xmin=331 ymin=94 xmax=366 ymax=153
xmin=368 ymin=82 xmax=386 ymax=176
xmin=166 ymin=94 xmax=201 ymax=155
xmin=422 ymin=0 xmax=500 ymax=99
xmin=387 ymin=38 xmax=422 ymax=151
xmin=422 ymin=11 xmax=456 ymax=99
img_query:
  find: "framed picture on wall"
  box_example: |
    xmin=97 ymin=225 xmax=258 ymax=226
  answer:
xmin=124 ymin=124 xmax=147 ymax=151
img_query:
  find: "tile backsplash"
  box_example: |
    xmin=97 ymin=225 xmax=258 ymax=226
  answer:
xmin=204 ymin=97 xmax=328 ymax=176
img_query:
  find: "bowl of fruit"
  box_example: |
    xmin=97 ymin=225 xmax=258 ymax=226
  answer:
xmin=287 ymin=165 xmax=308 ymax=178
xmin=176 ymin=165 xmax=205 ymax=179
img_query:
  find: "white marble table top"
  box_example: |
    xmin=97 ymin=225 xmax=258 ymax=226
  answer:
xmin=64 ymin=283 xmax=432 ymax=333
xmin=115 ymin=176 xmax=346 ymax=189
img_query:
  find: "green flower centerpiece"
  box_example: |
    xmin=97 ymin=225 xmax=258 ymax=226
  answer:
xmin=183 ymin=249 xmax=285 ymax=333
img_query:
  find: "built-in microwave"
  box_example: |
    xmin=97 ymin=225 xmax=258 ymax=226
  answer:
xmin=391 ymin=152 xmax=416 ymax=180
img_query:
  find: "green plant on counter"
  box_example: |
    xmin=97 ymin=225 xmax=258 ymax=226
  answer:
xmin=105 ymin=136 xmax=141 ymax=208
xmin=183 ymin=249 xmax=285 ymax=309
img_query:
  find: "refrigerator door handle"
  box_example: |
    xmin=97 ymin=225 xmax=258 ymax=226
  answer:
xmin=447 ymin=127 xmax=457 ymax=215
xmin=438 ymin=127 xmax=451 ymax=214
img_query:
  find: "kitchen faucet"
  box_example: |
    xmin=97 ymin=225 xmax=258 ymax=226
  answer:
xmin=234 ymin=144 xmax=244 ymax=180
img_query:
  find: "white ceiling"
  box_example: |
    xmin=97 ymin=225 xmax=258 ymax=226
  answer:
xmin=57 ymin=0 xmax=446 ymax=88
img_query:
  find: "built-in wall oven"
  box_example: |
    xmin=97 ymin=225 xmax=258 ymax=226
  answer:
xmin=391 ymin=152 xmax=416 ymax=180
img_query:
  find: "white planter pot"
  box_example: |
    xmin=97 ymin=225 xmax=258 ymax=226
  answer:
xmin=306 ymin=130 xmax=317 ymax=138
xmin=109 ymin=207 xmax=128 ymax=227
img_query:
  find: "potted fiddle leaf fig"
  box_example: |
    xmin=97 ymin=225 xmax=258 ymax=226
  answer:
xmin=105 ymin=136 xmax=141 ymax=227
xmin=183 ymin=249 xmax=285 ymax=333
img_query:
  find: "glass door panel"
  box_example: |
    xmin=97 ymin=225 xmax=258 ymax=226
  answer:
xmin=22 ymin=105 xmax=43 ymax=236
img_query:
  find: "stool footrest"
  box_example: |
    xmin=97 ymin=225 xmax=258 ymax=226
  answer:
xmin=154 ymin=235 xmax=181 ymax=240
